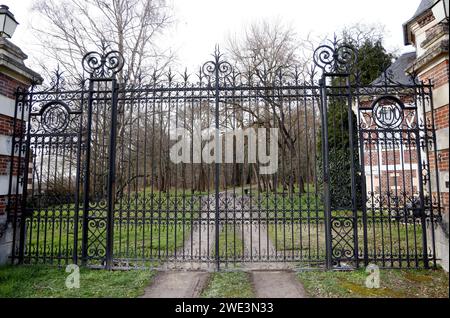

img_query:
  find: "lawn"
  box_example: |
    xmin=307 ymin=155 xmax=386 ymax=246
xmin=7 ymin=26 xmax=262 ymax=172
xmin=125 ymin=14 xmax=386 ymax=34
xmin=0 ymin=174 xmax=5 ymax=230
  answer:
xmin=211 ymin=225 xmax=245 ymax=261
xmin=21 ymin=190 xmax=208 ymax=265
xmin=20 ymin=184 xmax=432 ymax=268
xmin=200 ymin=272 xmax=255 ymax=298
xmin=297 ymin=269 xmax=449 ymax=298
xmin=22 ymin=217 xmax=190 ymax=266
xmin=0 ymin=265 xmax=155 ymax=298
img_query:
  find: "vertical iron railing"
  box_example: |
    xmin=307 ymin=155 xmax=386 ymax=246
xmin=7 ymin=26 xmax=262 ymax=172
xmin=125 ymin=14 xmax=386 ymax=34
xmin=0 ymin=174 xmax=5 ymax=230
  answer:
xmin=319 ymin=76 xmax=333 ymax=270
xmin=106 ymin=78 xmax=119 ymax=269
xmin=7 ymin=87 xmax=26 ymax=264
xmin=214 ymin=53 xmax=221 ymax=271
xmin=18 ymin=86 xmax=35 ymax=263
xmin=345 ymin=76 xmax=359 ymax=268
xmin=81 ymin=79 xmax=94 ymax=265
xmin=81 ymin=50 xmax=124 ymax=268
xmin=6 ymin=40 xmax=442 ymax=270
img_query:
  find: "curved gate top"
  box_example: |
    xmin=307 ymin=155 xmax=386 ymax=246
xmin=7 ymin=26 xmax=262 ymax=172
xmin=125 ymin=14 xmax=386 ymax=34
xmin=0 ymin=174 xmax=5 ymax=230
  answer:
xmin=7 ymin=38 xmax=442 ymax=270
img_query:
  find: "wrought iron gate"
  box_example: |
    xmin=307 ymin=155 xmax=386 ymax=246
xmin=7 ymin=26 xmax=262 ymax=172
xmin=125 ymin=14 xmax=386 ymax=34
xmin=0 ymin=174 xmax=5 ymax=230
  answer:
xmin=7 ymin=39 xmax=442 ymax=270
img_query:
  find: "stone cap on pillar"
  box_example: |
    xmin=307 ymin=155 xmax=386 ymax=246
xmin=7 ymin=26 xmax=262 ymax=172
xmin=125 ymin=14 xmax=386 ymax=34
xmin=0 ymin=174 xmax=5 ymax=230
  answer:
xmin=0 ymin=37 xmax=43 ymax=86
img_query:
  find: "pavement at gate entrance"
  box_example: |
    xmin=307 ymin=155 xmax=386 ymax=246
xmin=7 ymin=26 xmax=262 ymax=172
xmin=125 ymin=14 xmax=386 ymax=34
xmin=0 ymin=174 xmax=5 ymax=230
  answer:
xmin=141 ymin=270 xmax=307 ymax=298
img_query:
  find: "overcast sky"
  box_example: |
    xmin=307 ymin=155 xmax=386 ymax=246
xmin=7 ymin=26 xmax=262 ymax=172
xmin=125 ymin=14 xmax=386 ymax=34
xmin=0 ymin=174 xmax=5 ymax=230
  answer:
xmin=3 ymin=0 xmax=421 ymax=72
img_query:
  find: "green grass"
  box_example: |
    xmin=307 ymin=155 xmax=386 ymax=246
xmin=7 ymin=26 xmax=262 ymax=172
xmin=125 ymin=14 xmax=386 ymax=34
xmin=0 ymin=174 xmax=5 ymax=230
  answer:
xmin=267 ymin=216 xmax=426 ymax=264
xmin=297 ymin=269 xmax=449 ymax=298
xmin=268 ymin=222 xmax=326 ymax=260
xmin=22 ymin=188 xmax=209 ymax=264
xmin=23 ymin=218 xmax=190 ymax=265
xmin=23 ymin=184 xmax=431 ymax=267
xmin=211 ymin=225 xmax=244 ymax=261
xmin=201 ymin=272 xmax=255 ymax=298
xmin=30 ymin=191 xmax=207 ymax=219
xmin=236 ymin=185 xmax=324 ymax=217
xmin=0 ymin=265 xmax=155 ymax=298
xmin=362 ymin=218 xmax=424 ymax=263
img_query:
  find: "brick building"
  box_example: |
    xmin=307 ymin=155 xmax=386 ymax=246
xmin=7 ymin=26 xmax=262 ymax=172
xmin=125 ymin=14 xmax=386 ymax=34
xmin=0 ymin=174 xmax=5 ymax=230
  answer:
xmin=363 ymin=52 xmax=421 ymax=200
xmin=0 ymin=36 xmax=42 ymax=263
xmin=402 ymin=0 xmax=448 ymax=270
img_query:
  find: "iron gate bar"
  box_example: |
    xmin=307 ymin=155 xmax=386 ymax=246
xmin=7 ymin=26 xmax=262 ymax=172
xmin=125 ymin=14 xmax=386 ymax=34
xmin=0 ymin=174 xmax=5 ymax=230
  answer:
xmin=426 ymin=81 xmax=441 ymax=268
xmin=345 ymin=76 xmax=359 ymax=268
xmin=106 ymin=78 xmax=119 ymax=270
xmin=7 ymin=37 xmax=442 ymax=270
xmin=415 ymin=108 xmax=429 ymax=269
xmin=319 ymin=76 xmax=332 ymax=270
xmin=7 ymin=87 xmax=24 ymax=264
xmin=72 ymin=80 xmax=85 ymax=265
xmin=357 ymin=84 xmax=370 ymax=266
xmin=81 ymin=79 xmax=94 ymax=265
xmin=213 ymin=50 xmax=221 ymax=271
xmin=18 ymin=86 xmax=35 ymax=263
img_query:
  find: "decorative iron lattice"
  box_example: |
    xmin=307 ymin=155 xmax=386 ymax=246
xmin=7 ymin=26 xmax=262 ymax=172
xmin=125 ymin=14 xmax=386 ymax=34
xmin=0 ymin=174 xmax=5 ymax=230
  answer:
xmin=6 ymin=39 xmax=442 ymax=271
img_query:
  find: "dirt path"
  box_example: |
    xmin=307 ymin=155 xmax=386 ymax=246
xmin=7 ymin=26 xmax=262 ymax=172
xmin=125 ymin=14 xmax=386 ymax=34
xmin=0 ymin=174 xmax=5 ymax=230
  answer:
xmin=141 ymin=271 xmax=210 ymax=298
xmin=142 ymin=193 xmax=307 ymax=298
xmin=251 ymin=271 xmax=307 ymax=298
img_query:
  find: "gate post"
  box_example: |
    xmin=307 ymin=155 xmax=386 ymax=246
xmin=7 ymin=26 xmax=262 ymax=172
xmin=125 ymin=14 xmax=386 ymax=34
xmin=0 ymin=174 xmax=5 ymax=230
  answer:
xmin=105 ymin=78 xmax=119 ymax=270
xmin=0 ymin=34 xmax=42 ymax=265
xmin=414 ymin=106 xmax=430 ymax=269
xmin=81 ymin=79 xmax=94 ymax=266
xmin=213 ymin=50 xmax=221 ymax=272
xmin=81 ymin=50 xmax=124 ymax=269
xmin=319 ymin=76 xmax=333 ymax=270
xmin=345 ymin=76 xmax=360 ymax=268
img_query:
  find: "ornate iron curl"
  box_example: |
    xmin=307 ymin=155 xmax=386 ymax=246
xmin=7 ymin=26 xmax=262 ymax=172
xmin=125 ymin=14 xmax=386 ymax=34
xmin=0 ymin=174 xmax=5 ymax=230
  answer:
xmin=39 ymin=101 xmax=71 ymax=134
xmin=201 ymin=46 xmax=233 ymax=84
xmin=82 ymin=51 xmax=125 ymax=79
xmin=371 ymin=95 xmax=405 ymax=129
xmin=313 ymin=37 xmax=357 ymax=75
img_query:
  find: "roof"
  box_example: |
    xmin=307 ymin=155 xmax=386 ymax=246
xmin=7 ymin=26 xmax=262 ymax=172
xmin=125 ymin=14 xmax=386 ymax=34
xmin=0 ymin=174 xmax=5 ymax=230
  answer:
xmin=372 ymin=52 xmax=417 ymax=86
xmin=403 ymin=0 xmax=439 ymax=45
xmin=412 ymin=0 xmax=438 ymax=20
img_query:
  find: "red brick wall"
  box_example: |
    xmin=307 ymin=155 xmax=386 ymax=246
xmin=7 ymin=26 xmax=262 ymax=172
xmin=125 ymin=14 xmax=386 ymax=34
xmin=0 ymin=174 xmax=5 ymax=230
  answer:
xmin=420 ymin=60 xmax=449 ymax=88
xmin=429 ymin=149 xmax=449 ymax=170
xmin=0 ymin=155 xmax=9 ymax=175
xmin=443 ymin=193 xmax=449 ymax=215
xmin=366 ymin=170 xmax=418 ymax=199
xmin=0 ymin=74 xmax=29 ymax=217
xmin=0 ymin=155 xmax=21 ymax=176
xmin=0 ymin=73 xmax=28 ymax=99
xmin=0 ymin=195 xmax=6 ymax=215
xmin=420 ymin=58 xmax=449 ymax=216
xmin=432 ymin=105 xmax=449 ymax=130
xmin=0 ymin=114 xmax=15 ymax=135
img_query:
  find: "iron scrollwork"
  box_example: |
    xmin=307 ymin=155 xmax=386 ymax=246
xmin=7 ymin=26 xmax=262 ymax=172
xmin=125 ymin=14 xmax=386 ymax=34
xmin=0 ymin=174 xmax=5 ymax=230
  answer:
xmin=371 ymin=96 xmax=405 ymax=129
xmin=8 ymin=38 xmax=441 ymax=270
xmin=40 ymin=101 xmax=71 ymax=134
xmin=331 ymin=216 xmax=355 ymax=264
xmin=82 ymin=50 xmax=125 ymax=79
xmin=201 ymin=46 xmax=233 ymax=84
xmin=313 ymin=37 xmax=357 ymax=74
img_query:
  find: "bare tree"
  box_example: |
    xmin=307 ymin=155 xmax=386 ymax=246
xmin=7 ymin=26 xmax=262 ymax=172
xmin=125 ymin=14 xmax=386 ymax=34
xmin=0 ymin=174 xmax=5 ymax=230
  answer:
xmin=225 ymin=20 xmax=319 ymax=193
xmin=228 ymin=20 xmax=303 ymax=82
xmin=341 ymin=23 xmax=388 ymax=48
xmin=31 ymin=0 xmax=174 ymax=85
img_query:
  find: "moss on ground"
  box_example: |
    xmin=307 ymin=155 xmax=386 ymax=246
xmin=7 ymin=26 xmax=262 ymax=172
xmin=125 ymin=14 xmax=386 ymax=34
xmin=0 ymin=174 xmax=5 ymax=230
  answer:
xmin=297 ymin=268 xmax=449 ymax=298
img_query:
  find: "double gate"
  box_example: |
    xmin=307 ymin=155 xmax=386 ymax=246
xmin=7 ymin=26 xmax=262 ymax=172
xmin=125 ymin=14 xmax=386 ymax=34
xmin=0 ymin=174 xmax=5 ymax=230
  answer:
xmin=7 ymin=39 xmax=442 ymax=270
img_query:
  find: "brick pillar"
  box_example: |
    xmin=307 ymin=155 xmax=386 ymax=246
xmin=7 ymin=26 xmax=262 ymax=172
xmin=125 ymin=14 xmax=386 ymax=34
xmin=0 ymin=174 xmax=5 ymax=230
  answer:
xmin=415 ymin=42 xmax=449 ymax=271
xmin=403 ymin=0 xmax=449 ymax=270
xmin=0 ymin=37 xmax=42 ymax=264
